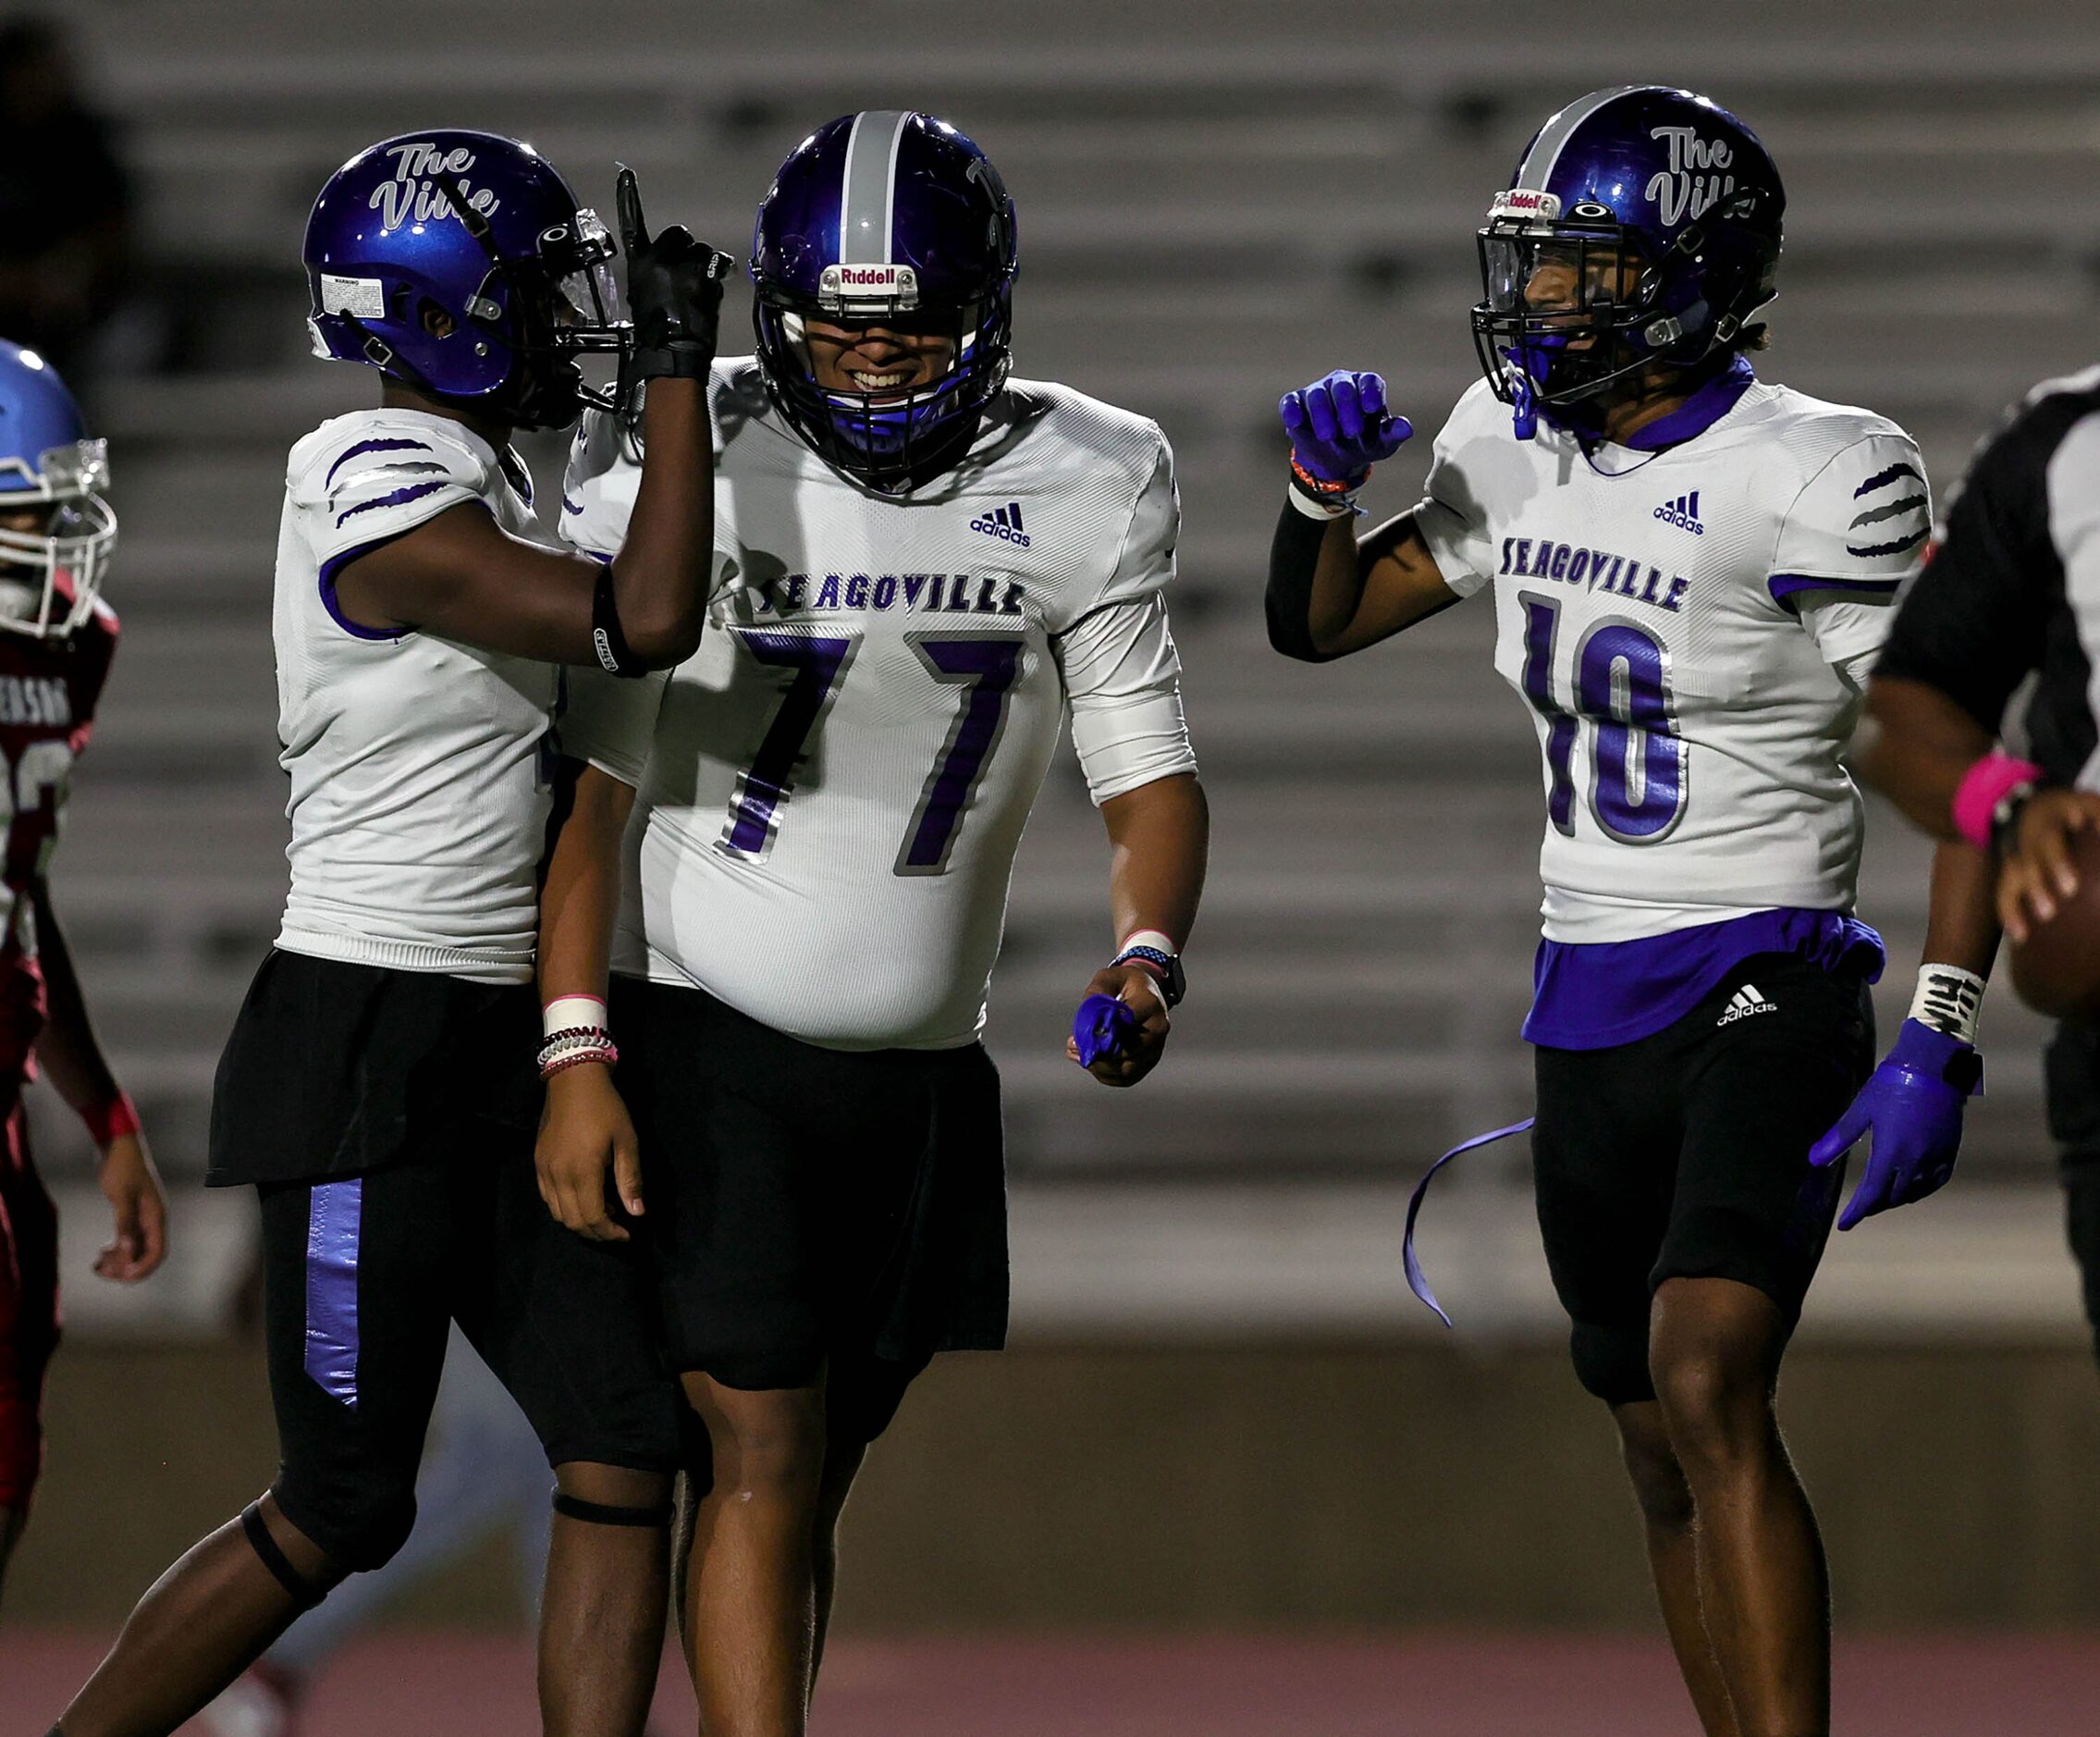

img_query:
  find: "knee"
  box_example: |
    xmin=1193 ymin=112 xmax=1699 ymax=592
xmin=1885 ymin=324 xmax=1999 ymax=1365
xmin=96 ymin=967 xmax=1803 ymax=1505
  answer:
xmin=1648 ymin=1346 xmax=1772 ymax=1470
xmin=272 ymin=1470 xmax=416 ymax=1574
xmin=1616 ymin=1415 xmax=1694 ymax=1531
xmin=688 ymin=1378 xmax=826 ymax=1498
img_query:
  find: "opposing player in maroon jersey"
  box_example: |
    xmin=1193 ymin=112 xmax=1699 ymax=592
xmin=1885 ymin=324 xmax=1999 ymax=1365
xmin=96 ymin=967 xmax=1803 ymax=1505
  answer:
xmin=0 ymin=339 xmax=165 ymax=1608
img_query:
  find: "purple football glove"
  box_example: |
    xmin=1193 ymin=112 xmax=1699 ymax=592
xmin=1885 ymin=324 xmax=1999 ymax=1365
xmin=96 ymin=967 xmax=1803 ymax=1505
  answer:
xmin=1072 ymin=992 xmax=1138 ymax=1069
xmin=1810 ymin=1018 xmax=1983 ymax=1230
xmin=1279 ymin=369 xmax=1412 ymax=495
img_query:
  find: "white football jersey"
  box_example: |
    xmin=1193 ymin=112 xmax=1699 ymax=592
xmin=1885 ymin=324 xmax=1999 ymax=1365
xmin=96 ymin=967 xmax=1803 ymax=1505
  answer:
xmin=560 ymin=360 xmax=1197 ymax=1050
xmin=275 ymin=409 xmax=559 ymax=983
xmin=1416 ymin=376 xmax=1930 ymax=943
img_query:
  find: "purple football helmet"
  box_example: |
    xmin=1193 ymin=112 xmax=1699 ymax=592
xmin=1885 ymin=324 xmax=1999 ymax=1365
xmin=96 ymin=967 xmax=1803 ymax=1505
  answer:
xmin=303 ymin=129 xmax=628 ymax=431
xmin=1470 ymin=86 xmax=1784 ymax=434
xmin=751 ymin=111 xmax=1017 ymax=488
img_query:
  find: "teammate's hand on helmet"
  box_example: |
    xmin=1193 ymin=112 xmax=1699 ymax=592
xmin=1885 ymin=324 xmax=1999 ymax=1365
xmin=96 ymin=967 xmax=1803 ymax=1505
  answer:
xmin=1279 ymin=370 xmax=1413 ymax=492
xmin=1808 ymin=1018 xmax=1980 ymax=1229
xmin=536 ymin=1061 xmax=644 ymax=1242
xmin=1996 ymin=786 xmax=2100 ymax=943
xmin=1063 ymin=964 xmax=1171 ymax=1087
xmin=94 ymin=1130 xmax=167 ymax=1282
xmin=616 ymin=166 xmax=733 ymax=385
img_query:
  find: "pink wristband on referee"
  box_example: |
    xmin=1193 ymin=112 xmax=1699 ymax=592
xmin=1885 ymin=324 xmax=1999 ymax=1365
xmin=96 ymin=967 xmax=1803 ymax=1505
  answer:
xmin=80 ymin=1090 xmax=141 ymax=1148
xmin=1951 ymin=752 xmax=2043 ymax=850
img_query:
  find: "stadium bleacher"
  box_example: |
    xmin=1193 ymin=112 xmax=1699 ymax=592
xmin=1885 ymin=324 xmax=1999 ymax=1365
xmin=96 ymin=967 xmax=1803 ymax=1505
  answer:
xmin=37 ymin=0 xmax=2100 ymax=1338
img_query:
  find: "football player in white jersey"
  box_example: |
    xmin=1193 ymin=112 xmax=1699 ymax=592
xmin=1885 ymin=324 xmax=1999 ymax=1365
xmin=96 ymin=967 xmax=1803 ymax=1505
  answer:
xmin=538 ymin=111 xmax=1208 ymax=1733
xmin=55 ymin=134 xmax=726 ymax=1737
xmin=1267 ymin=89 xmax=1951 ymax=1737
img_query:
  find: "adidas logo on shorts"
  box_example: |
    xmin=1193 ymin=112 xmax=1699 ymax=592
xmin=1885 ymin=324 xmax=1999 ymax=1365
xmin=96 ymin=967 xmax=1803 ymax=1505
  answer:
xmin=1715 ymin=982 xmax=1778 ymax=1026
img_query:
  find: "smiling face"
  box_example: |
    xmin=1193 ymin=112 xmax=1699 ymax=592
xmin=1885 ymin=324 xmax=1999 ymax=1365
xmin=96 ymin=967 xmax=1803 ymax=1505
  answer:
xmin=800 ymin=316 xmax=960 ymax=400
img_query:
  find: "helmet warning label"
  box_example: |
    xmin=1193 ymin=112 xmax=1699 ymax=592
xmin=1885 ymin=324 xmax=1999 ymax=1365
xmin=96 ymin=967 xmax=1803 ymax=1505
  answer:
xmin=320 ymin=275 xmax=387 ymax=319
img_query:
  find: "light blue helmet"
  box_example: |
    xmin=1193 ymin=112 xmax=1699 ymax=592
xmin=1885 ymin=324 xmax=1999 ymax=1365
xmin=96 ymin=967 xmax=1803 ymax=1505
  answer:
xmin=0 ymin=340 xmax=115 ymax=637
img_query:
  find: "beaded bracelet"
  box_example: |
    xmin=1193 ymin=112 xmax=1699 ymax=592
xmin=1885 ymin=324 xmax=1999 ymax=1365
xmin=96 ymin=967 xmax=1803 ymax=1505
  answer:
xmin=542 ymin=1045 xmax=619 ymax=1080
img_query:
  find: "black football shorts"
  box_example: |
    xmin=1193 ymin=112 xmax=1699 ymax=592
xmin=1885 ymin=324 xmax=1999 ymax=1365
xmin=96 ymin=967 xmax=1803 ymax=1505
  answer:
xmin=229 ymin=951 xmax=683 ymax=1570
xmin=1531 ymin=951 xmax=1873 ymax=1407
xmin=610 ymin=976 xmax=1009 ymax=1444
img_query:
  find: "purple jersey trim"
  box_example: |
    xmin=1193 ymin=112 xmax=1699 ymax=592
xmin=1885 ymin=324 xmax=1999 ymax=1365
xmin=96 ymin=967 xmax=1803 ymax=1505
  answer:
xmin=324 ymin=437 xmax=433 ymax=488
xmin=1767 ymin=572 xmax=1904 ymax=615
xmin=1523 ymin=907 xmax=1885 ymax=1051
xmin=335 ymin=478 xmax=449 ymax=528
xmin=1619 ymin=353 xmax=1757 ymax=450
xmin=303 ymin=1176 xmax=363 ymax=1408
xmin=317 ymin=536 xmax=413 ymax=642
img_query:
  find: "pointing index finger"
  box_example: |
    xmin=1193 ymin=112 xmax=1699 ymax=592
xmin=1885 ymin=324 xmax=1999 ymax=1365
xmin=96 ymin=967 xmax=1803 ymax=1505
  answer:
xmin=614 ymin=164 xmax=648 ymax=257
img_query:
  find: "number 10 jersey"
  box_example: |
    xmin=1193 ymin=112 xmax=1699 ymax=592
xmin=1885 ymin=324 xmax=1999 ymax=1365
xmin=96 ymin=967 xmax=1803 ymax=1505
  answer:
xmin=1415 ymin=373 xmax=1931 ymax=945
xmin=559 ymin=362 xmax=1197 ymax=1052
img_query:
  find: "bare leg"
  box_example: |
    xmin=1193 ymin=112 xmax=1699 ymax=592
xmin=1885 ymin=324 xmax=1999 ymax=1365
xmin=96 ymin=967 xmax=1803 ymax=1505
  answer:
xmin=58 ymin=1493 xmax=344 ymax=1737
xmin=810 ymin=1440 xmax=866 ymax=1681
xmin=538 ymin=1462 xmax=672 ymax=1737
xmin=1614 ymin=1399 xmax=1739 ymax=1736
xmin=680 ymin=1373 xmax=827 ymax=1737
xmin=1650 ymin=1276 xmax=1828 ymax=1737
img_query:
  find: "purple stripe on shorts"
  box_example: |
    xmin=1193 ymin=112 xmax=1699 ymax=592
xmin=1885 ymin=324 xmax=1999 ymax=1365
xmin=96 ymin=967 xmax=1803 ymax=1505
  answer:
xmin=325 ymin=437 xmax=434 ymax=488
xmin=303 ymin=1177 xmax=364 ymax=1407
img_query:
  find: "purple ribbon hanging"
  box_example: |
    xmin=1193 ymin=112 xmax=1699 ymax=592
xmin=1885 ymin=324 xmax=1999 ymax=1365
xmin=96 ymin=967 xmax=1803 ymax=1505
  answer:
xmin=1403 ymin=1116 xmax=1537 ymax=1328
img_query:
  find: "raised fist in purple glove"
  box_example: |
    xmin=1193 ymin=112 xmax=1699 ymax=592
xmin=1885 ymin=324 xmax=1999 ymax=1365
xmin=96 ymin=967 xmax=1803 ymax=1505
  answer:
xmin=1279 ymin=369 xmax=1412 ymax=503
xmin=1810 ymin=1018 xmax=1983 ymax=1230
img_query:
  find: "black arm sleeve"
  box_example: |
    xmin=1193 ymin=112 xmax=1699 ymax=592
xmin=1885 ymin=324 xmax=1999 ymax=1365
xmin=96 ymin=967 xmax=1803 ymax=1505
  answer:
xmin=1265 ymin=500 xmax=1333 ymax=662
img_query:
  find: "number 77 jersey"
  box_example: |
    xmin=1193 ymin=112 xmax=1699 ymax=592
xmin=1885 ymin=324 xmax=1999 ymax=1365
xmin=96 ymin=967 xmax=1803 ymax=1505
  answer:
xmin=557 ymin=361 xmax=1197 ymax=1051
xmin=1414 ymin=370 xmax=1930 ymax=944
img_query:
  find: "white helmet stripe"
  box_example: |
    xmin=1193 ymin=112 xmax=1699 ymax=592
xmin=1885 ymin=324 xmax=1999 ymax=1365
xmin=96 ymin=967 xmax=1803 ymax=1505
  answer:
xmin=1514 ymin=85 xmax=1644 ymax=192
xmin=840 ymin=108 xmax=913 ymax=264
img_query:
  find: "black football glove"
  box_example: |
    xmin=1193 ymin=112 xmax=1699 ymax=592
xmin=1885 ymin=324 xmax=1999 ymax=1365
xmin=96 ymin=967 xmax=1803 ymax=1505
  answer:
xmin=616 ymin=166 xmax=732 ymax=384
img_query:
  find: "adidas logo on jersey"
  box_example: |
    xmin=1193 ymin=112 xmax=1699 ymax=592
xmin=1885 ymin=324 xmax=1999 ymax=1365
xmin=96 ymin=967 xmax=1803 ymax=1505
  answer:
xmin=1715 ymin=983 xmax=1778 ymax=1026
xmin=970 ymin=502 xmax=1031 ymax=548
xmin=1654 ymin=490 xmax=1705 ymax=536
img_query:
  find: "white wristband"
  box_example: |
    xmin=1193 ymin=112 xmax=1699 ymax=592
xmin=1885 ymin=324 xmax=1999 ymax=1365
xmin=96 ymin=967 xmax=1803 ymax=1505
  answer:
xmin=1116 ymin=929 xmax=1178 ymax=959
xmin=1910 ymin=966 xmax=1985 ymax=1044
xmin=544 ymin=994 xmax=609 ymax=1039
xmin=1287 ymin=483 xmax=1357 ymax=521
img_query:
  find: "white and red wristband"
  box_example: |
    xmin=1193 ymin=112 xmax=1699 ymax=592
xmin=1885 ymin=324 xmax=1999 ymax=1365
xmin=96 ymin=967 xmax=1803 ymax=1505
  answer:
xmin=540 ymin=994 xmax=617 ymax=1078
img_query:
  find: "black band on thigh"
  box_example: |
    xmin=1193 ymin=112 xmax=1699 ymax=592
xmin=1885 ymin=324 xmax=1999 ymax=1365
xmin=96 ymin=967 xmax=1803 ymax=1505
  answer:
xmin=242 ymin=1501 xmax=325 ymax=1609
xmin=551 ymin=1490 xmax=673 ymax=1528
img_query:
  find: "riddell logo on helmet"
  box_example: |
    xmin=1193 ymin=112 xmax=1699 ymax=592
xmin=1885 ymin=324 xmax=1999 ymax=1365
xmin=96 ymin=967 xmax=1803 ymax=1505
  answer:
xmin=1489 ymin=189 xmax=1562 ymax=222
xmin=820 ymin=264 xmax=921 ymax=310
